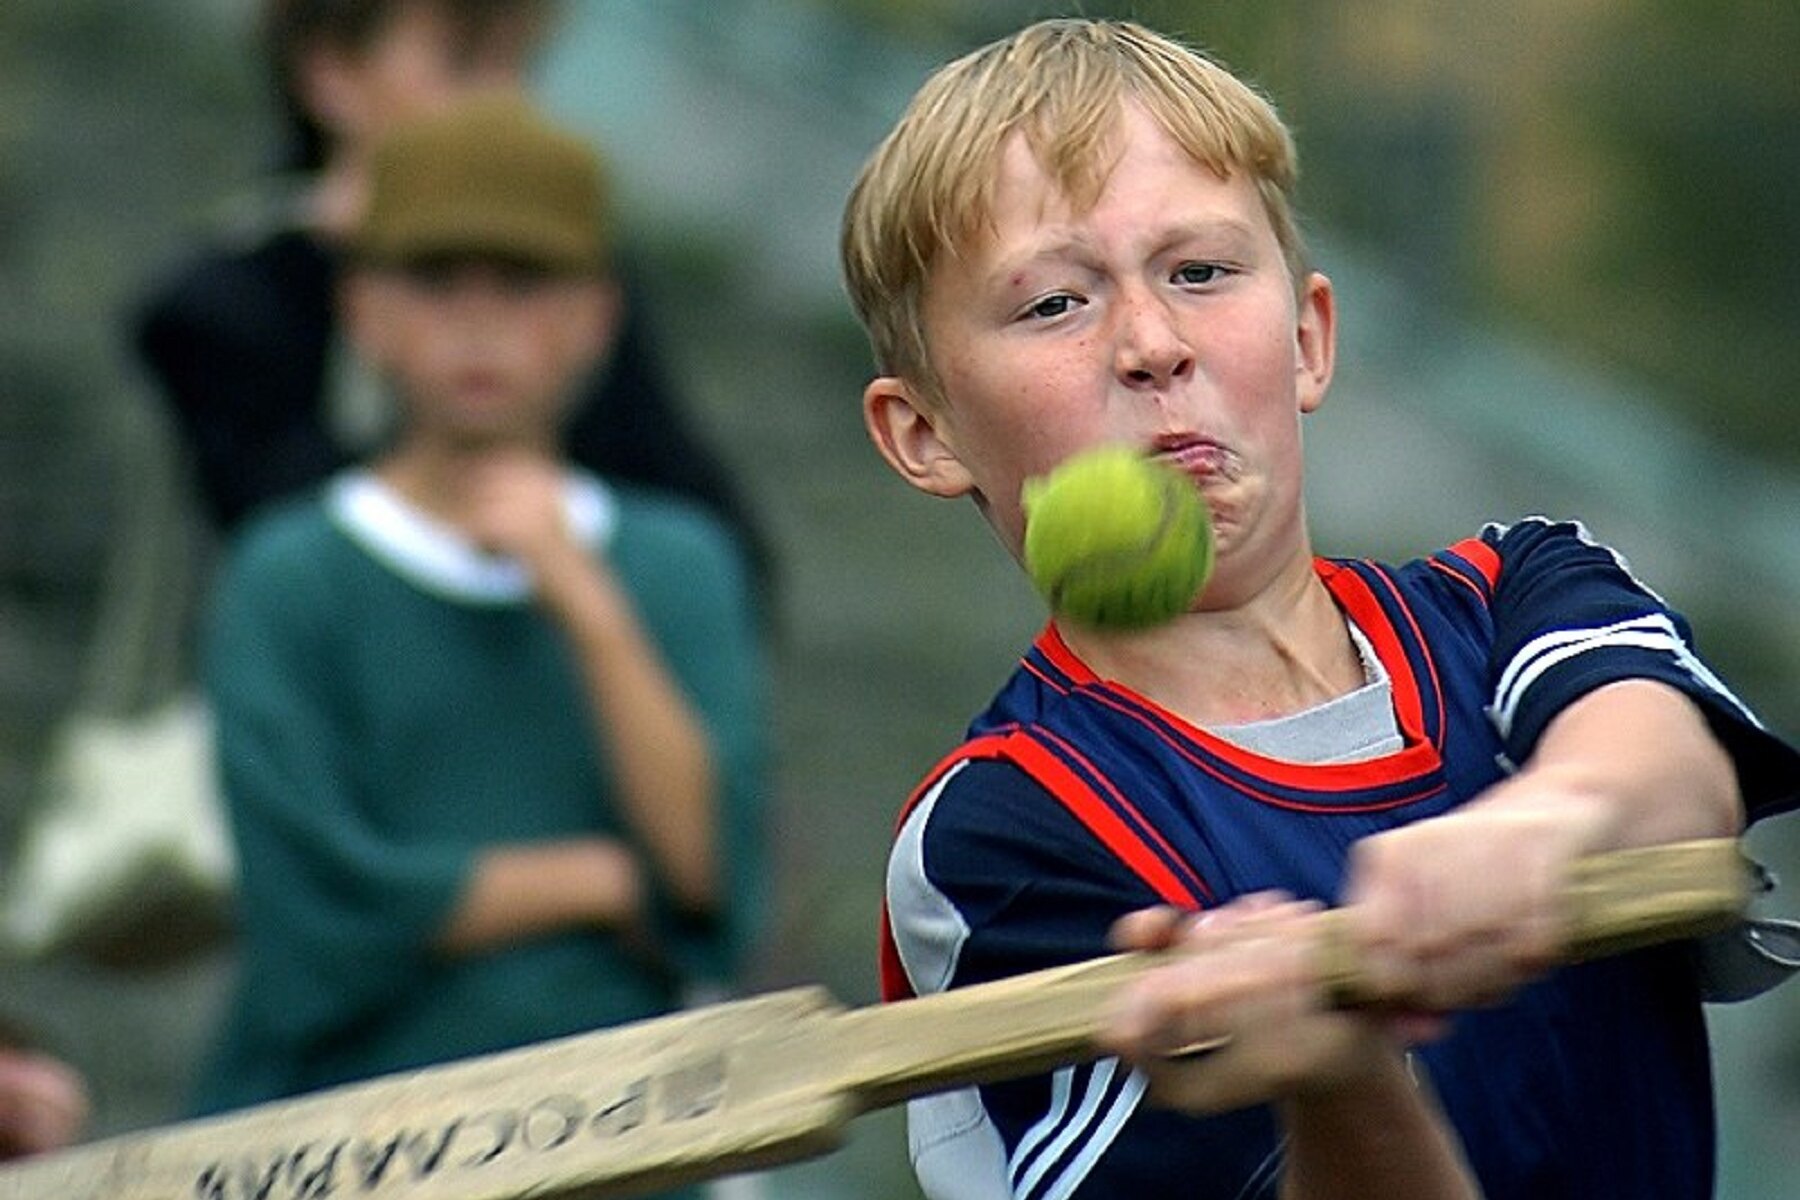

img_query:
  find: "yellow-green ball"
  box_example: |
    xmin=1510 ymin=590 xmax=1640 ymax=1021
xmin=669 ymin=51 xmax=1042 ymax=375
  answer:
xmin=1021 ymin=446 xmax=1214 ymax=630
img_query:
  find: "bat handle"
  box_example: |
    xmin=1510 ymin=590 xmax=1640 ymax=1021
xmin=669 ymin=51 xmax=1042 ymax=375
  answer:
xmin=1315 ymin=837 xmax=1753 ymax=1007
xmin=848 ymin=839 xmax=1751 ymax=1108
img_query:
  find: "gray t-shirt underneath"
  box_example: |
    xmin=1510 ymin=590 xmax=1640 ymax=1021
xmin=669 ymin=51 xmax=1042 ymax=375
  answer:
xmin=1209 ymin=624 xmax=1403 ymax=764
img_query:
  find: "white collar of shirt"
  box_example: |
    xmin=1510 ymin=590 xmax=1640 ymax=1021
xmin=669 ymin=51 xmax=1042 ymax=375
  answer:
xmin=325 ymin=468 xmax=617 ymax=605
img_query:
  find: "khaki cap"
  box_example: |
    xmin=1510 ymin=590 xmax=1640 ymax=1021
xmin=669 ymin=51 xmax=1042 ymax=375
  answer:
xmin=356 ymin=92 xmax=609 ymax=273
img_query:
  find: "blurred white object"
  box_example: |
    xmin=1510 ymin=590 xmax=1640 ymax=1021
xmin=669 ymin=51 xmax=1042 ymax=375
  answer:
xmin=2 ymin=397 xmax=233 ymax=966
xmin=1 ymin=695 xmax=233 ymax=963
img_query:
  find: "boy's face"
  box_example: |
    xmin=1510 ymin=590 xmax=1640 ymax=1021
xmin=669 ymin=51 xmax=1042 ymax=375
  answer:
xmin=345 ymin=259 xmax=617 ymax=450
xmin=863 ymin=102 xmax=1335 ymax=603
xmin=305 ymin=1 xmax=546 ymax=156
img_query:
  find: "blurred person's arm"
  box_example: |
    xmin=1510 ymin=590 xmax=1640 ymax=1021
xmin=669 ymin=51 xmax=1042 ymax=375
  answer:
xmin=460 ymin=451 xmax=724 ymax=916
xmin=205 ymin=519 xmax=480 ymax=1039
xmin=435 ymin=838 xmax=643 ymax=955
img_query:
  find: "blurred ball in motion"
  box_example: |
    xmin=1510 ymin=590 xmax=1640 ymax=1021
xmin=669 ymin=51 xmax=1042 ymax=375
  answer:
xmin=1021 ymin=445 xmax=1214 ymax=630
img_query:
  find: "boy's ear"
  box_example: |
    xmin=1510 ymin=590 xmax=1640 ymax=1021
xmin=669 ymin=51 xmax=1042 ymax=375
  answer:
xmin=1294 ymin=270 xmax=1337 ymax=415
xmin=862 ymin=377 xmax=974 ymax=498
xmin=293 ymin=37 xmax=370 ymax=146
xmin=581 ymin=279 xmax=624 ymax=358
xmin=339 ymin=272 xmax=394 ymax=366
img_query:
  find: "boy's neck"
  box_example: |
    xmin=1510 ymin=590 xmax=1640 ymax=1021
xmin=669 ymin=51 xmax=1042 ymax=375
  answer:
xmin=373 ymin=436 xmax=559 ymax=527
xmin=1061 ymin=555 xmax=1362 ymax=727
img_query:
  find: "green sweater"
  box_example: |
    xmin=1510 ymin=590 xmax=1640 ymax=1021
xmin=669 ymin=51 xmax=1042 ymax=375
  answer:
xmin=193 ymin=472 xmax=767 ymax=1121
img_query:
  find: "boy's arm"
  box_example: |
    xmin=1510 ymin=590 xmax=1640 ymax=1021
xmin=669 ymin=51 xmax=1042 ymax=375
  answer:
xmin=531 ymin=544 xmax=720 ymax=910
xmin=461 ymin=452 xmax=721 ymax=914
xmin=1346 ymin=677 xmax=1740 ymax=1008
xmin=1103 ymin=901 xmax=1481 ymax=1200
xmin=1275 ymin=1058 xmax=1479 ymax=1200
xmin=1343 ymin=519 xmax=1791 ymax=1010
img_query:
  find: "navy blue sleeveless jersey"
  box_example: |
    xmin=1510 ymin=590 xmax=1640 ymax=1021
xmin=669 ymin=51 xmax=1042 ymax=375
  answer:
xmin=881 ymin=519 xmax=1798 ymax=1200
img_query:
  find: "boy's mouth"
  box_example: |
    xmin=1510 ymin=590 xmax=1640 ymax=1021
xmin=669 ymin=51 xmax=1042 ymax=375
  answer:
xmin=1150 ymin=435 xmax=1234 ymax=482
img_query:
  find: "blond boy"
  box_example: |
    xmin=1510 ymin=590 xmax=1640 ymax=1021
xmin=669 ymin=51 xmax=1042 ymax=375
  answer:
xmin=845 ymin=19 xmax=1795 ymax=1200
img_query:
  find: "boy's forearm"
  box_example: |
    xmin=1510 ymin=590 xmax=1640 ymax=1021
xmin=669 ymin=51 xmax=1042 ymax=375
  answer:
xmin=1278 ymin=1053 xmax=1480 ymax=1200
xmin=435 ymin=839 xmax=642 ymax=956
xmin=1342 ymin=677 xmax=1744 ymax=1011
xmin=535 ymin=548 xmax=720 ymax=913
xmin=1495 ymin=677 xmax=1742 ymax=850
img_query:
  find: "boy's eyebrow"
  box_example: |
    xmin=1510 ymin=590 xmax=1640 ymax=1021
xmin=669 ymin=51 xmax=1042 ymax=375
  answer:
xmin=984 ymin=234 xmax=1099 ymax=286
xmin=984 ymin=216 xmax=1265 ymax=286
xmin=1164 ymin=216 xmax=1262 ymax=248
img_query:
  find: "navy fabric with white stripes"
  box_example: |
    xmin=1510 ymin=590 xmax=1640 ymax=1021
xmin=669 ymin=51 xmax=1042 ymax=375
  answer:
xmin=884 ymin=518 xmax=1798 ymax=1199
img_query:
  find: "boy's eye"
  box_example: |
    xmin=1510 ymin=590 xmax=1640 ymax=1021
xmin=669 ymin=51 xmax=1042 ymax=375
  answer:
xmin=403 ymin=260 xmax=459 ymax=293
xmin=1024 ymin=293 xmax=1081 ymax=320
xmin=1174 ymin=262 xmax=1225 ymax=286
xmin=490 ymin=260 xmax=560 ymax=293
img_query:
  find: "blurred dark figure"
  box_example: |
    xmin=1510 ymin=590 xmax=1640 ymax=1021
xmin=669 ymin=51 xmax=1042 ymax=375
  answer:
xmin=132 ymin=0 xmax=770 ymax=601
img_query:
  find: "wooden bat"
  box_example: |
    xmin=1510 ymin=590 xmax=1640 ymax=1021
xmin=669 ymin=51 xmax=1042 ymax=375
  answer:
xmin=0 ymin=838 xmax=1749 ymax=1200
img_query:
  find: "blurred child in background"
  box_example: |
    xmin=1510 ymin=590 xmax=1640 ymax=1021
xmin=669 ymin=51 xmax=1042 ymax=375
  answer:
xmin=193 ymin=102 xmax=765 ymax=1200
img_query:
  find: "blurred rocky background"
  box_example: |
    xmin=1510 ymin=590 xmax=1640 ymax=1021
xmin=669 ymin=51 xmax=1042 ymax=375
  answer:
xmin=1 ymin=2 xmax=1795 ymax=1197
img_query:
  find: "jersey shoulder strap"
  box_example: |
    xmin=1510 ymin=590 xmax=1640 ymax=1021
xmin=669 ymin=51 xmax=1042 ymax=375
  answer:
xmin=879 ymin=725 xmax=1207 ymax=1001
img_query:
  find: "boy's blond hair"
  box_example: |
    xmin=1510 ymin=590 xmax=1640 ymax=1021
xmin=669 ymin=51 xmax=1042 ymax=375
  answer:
xmin=841 ymin=18 xmax=1306 ymax=401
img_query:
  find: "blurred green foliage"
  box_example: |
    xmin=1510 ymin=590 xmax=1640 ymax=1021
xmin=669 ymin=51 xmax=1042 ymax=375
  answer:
xmin=809 ymin=0 xmax=1800 ymax=467
xmin=1150 ymin=1 xmax=1798 ymax=467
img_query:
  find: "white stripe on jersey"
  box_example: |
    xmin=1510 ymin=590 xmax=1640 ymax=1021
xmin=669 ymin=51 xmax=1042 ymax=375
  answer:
xmin=909 ymin=1089 xmax=1011 ymax=1200
xmin=889 ymin=760 xmax=975 ymax=994
xmin=1480 ymin=516 xmax=1671 ymax=608
xmin=890 ymin=762 xmax=1148 ymax=1199
xmin=1040 ymin=1068 xmax=1147 ymax=1200
xmin=1232 ymin=1139 xmax=1287 ymax=1200
xmin=1009 ymin=1067 xmax=1074 ymax=1183
xmin=1010 ymin=1059 xmax=1146 ymax=1200
xmin=1490 ymin=611 xmax=1759 ymax=739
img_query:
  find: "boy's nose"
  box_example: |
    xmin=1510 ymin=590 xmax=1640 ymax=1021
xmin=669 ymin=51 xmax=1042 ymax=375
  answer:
xmin=440 ymin=272 xmax=517 ymax=319
xmin=1114 ymin=290 xmax=1194 ymax=391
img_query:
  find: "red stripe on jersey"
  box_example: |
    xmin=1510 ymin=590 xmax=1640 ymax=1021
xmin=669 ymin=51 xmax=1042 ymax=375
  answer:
xmin=879 ymin=732 xmax=1019 ymax=1001
xmin=1357 ymin=562 xmax=1449 ymax=752
xmin=1316 ymin=561 xmax=1427 ymax=743
xmin=1037 ymin=622 xmax=1096 ymax=684
xmin=1078 ymin=683 xmax=1445 ymax=806
xmin=1447 ymin=537 xmax=1501 ymax=590
xmin=1006 ymin=731 xmax=1204 ymax=908
xmin=1045 ymin=565 xmax=1438 ymax=746
xmin=1035 ymin=594 xmax=1442 ymax=797
xmin=1021 ymin=726 xmax=1213 ymax=905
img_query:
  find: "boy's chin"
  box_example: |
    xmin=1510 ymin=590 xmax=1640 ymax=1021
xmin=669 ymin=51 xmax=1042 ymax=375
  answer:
xmin=420 ymin=402 xmax=566 ymax=448
xmin=431 ymin=419 xmax=554 ymax=454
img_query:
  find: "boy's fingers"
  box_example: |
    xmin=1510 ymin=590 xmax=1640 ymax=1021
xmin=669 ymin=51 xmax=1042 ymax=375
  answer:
xmin=1107 ymin=905 xmax=1190 ymax=952
xmin=0 ymin=1052 xmax=88 ymax=1157
xmin=1105 ymin=900 xmax=1322 ymax=1056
